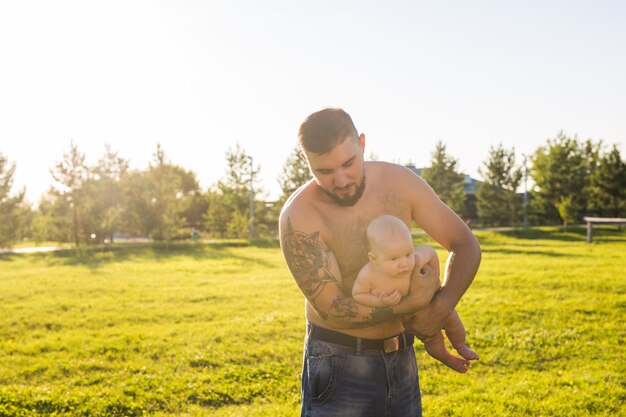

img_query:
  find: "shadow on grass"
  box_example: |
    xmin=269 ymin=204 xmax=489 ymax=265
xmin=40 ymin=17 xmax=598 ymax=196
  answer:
xmin=0 ymin=253 xmax=16 ymax=262
xmin=8 ymin=240 xmax=281 ymax=270
xmin=478 ymin=226 xmax=626 ymax=244
xmin=484 ymin=248 xmax=569 ymax=257
xmin=496 ymin=227 xmax=586 ymax=242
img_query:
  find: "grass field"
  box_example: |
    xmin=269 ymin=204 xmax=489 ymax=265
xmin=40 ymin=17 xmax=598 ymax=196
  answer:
xmin=0 ymin=227 xmax=625 ymax=416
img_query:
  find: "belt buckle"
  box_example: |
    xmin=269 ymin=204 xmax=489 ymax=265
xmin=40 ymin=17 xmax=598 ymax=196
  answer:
xmin=383 ymin=336 xmax=400 ymax=353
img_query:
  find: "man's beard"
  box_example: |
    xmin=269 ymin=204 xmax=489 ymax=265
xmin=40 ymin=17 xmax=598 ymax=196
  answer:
xmin=321 ymin=176 xmax=366 ymax=207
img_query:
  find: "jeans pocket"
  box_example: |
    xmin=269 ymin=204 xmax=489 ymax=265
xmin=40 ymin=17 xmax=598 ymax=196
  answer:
xmin=308 ymin=354 xmax=335 ymax=405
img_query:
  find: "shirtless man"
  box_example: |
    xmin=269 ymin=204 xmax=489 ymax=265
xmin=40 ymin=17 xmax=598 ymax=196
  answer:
xmin=279 ymin=108 xmax=481 ymax=417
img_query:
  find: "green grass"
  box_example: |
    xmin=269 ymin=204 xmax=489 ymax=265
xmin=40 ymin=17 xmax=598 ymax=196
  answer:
xmin=0 ymin=227 xmax=625 ymax=416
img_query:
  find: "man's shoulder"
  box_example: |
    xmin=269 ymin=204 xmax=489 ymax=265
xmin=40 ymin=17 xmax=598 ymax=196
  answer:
xmin=365 ymin=162 xmax=426 ymax=198
xmin=367 ymin=161 xmax=420 ymax=181
xmin=279 ymin=182 xmax=322 ymax=228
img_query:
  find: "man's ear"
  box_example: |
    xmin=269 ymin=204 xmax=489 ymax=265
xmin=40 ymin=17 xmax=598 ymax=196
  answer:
xmin=359 ymin=133 xmax=366 ymax=152
xmin=368 ymin=251 xmax=376 ymax=262
xmin=299 ymin=151 xmax=307 ymax=162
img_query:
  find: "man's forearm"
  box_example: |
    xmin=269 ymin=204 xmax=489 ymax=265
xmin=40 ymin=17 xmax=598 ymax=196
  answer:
xmin=394 ymin=285 xmax=437 ymax=315
xmin=316 ymin=294 xmax=396 ymax=329
xmin=402 ymin=233 xmax=481 ymax=339
xmin=435 ymin=233 xmax=481 ymax=314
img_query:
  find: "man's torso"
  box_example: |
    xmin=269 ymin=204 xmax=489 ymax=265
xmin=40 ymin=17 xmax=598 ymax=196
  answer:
xmin=296 ymin=162 xmax=415 ymax=338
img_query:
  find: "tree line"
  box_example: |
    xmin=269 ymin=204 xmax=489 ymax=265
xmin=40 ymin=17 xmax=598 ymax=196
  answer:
xmin=1 ymin=131 xmax=624 ymax=247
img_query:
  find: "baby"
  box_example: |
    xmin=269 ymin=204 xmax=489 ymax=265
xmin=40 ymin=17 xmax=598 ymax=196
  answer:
xmin=352 ymin=214 xmax=479 ymax=373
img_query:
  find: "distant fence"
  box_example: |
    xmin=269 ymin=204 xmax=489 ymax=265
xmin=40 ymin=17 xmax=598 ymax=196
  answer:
xmin=583 ymin=217 xmax=626 ymax=243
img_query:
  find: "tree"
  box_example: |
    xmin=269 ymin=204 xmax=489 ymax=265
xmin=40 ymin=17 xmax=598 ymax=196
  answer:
xmin=530 ymin=132 xmax=587 ymax=224
xmin=421 ymin=141 xmax=466 ymax=213
xmin=0 ymin=153 xmax=26 ymax=247
xmin=220 ymin=144 xmax=260 ymax=210
xmin=29 ymin=211 xmax=54 ymax=244
xmin=146 ymin=144 xmax=187 ymax=248
xmin=227 ymin=209 xmax=250 ymax=239
xmin=590 ymin=145 xmax=626 ymax=217
xmin=205 ymin=188 xmax=231 ymax=238
xmin=206 ymin=144 xmax=262 ymax=238
xmin=277 ymin=146 xmax=310 ymax=206
xmin=581 ymin=139 xmax=602 ymax=213
xmin=180 ymin=191 xmax=209 ymax=233
xmin=556 ymin=195 xmax=576 ymax=232
xmin=83 ymin=144 xmax=129 ymax=243
xmin=476 ymin=144 xmax=522 ymax=227
xmin=120 ymin=170 xmax=155 ymax=237
xmin=36 ymin=192 xmax=73 ymax=243
xmin=50 ymin=141 xmax=88 ymax=246
xmin=120 ymin=145 xmax=196 ymax=247
xmin=167 ymin=164 xmax=202 ymax=231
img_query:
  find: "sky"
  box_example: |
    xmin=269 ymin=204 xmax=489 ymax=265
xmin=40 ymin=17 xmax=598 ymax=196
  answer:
xmin=1 ymin=0 xmax=625 ymax=204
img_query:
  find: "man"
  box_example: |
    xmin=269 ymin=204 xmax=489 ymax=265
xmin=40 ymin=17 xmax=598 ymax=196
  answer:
xmin=279 ymin=108 xmax=481 ymax=417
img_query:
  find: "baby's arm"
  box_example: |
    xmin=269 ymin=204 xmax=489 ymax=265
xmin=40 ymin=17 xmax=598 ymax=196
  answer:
xmin=414 ymin=245 xmax=439 ymax=272
xmin=352 ymin=272 xmax=400 ymax=307
xmin=403 ymin=245 xmax=440 ymax=312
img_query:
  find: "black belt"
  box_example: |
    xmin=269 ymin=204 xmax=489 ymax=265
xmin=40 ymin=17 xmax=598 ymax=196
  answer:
xmin=308 ymin=324 xmax=414 ymax=353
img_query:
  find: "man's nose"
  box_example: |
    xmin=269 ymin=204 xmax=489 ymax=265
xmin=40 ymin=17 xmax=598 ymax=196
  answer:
xmin=334 ymin=171 xmax=349 ymax=187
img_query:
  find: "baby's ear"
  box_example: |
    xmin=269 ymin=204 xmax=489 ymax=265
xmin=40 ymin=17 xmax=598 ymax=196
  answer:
xmin=368 ymin=251 xmax=376 ymax=262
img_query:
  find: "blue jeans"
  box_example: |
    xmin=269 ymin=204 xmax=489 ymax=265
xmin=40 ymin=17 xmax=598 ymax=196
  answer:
xmin=300 ymin=328 xmax=422 ymax=417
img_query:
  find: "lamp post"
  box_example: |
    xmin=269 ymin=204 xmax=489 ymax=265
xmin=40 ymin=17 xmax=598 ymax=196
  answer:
xmin=523 ymin=154 xmax=529 ymax=229
xmin=247 ymin=155 xmax=254 ymax=240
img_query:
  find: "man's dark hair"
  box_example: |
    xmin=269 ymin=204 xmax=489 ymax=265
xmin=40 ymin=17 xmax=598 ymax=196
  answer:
xmin=298 ymin=108 xmax=359 ymax=154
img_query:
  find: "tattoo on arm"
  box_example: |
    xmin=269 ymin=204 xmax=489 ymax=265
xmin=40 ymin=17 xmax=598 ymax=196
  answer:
xmin=330 ymin=296 xmax=358 ymax=319
xmin=282 ymin=218 xmax=337 ymax=318
xmin=330 ymin=297 xmax=393 ymax=328
xmin=370 ymin=307 xmax=394 ymax=323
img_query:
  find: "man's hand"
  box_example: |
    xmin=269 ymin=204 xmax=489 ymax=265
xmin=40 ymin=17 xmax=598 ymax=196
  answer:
xmin=408 ymin=262 xmax=440 ymax=310
xmin=402 ymin=261 xmax=447 ymax=339
xmin=403 ymin=303 xmax=450 ymax=341
xmin=392 ymin=262 xmax=441 ymax=319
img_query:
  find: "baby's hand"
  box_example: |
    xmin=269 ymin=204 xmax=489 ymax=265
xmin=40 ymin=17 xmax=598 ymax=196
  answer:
xmin=379 ymin=289 xmax=402 ymax=306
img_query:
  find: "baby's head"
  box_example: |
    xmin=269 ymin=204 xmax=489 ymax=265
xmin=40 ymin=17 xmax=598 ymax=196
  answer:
xmin=367 ymin=215 xmax=415 ymax=278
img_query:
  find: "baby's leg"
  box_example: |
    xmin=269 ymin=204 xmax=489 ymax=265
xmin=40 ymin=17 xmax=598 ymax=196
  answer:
xmin=422 ymin=331 xmax=471 ymax=373
xmin=443 ymin=310 xmax=479 ymax=361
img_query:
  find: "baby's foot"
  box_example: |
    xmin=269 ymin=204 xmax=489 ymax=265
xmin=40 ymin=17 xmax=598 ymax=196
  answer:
xmin=456 ymin=345 xmax=479 ymax=361
xmin=441 ymin=354 xmax=471 ymax=373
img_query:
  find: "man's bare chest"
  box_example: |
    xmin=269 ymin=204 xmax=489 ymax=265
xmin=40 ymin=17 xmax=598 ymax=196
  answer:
xmin=320 ymin=197 xmax=412 ymax=289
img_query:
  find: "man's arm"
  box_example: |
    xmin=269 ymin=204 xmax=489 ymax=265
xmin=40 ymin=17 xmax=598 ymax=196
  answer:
xmin=404 ymin=171 xmax=482 ymax=339
xmin=279 ymin=212 xmax=435 ymax=329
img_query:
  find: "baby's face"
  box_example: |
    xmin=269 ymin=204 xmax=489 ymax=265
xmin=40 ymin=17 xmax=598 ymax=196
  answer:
xmin=372 ymin=234 xmax=415 ymax=278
